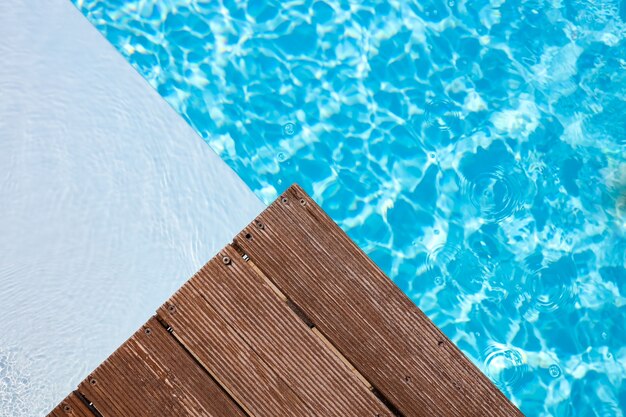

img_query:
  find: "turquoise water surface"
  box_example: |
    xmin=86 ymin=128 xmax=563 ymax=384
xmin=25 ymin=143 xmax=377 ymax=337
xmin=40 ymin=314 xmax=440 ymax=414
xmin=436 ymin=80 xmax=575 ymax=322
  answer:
xmin=73 ymin=0 xmax=626 ymax=414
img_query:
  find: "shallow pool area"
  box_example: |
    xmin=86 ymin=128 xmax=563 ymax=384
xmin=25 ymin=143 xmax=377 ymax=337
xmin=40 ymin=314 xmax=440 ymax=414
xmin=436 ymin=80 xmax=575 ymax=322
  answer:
xmin=0 ymin=1 xmax=263 ymax=415
xmin=39 ymin=0 xmax=626 ymax=414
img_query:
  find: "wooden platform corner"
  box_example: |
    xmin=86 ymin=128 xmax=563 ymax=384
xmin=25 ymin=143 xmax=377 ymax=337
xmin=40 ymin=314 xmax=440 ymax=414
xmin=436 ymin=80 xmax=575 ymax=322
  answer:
xmin=47 ymin=183 xmax=523 ymax=417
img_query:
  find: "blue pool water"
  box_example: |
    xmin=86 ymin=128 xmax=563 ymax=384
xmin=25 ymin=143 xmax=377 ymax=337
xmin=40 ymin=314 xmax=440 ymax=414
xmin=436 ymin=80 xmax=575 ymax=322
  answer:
xmin=73 ymin=0 xmax=626 ymax=414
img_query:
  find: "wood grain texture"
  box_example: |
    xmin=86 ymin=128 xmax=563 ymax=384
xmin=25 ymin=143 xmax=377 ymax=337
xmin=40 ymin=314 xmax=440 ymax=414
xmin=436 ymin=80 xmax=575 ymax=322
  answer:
xmin=157 ymin=244 xmax=392 ymax=417
xmin=77 ymin=316 xmax=245 ymax=417
xmin=48 ymin=393 xmax=95 ymax=417
xmin=232 ymin=184 xmax=524 ymax=417
xmin=47 ymin=183 xmax=523 ymax=417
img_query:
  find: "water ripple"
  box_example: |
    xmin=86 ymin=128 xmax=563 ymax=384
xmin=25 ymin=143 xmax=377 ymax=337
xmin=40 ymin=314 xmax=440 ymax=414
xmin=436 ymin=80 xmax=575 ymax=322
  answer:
xmin=423 ymin=98 xmax=463 ymax=133
xmin=483 ymin=344 xmax=528 ymax=391
xmin=0 ymin=348 xmax=37 ymax=417
xmin=528 ymin=260 xmax=577 ymax=313
xmin=425 ymin=242 xmax=461 ymax=286
xmin=548 ymin=364 xmax=562 ymax=378
xmin=463 ymin=166 xmax=526 ymax=222
xmin=426 ymin=243 xmax=492 ymax=294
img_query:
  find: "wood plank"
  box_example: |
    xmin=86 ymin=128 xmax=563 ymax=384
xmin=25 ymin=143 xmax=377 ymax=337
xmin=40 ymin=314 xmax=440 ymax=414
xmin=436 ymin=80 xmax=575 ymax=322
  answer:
xmin=76 ymin=316 xmax=246 ymax=417
xmin=158 ymin=279 xmax=313 ymax=417
xmin=232 ymin=184 xmax=523 ymax=417
xmin=157 ymin=245 xmax=394 ymax=417
xmin=48 ymin=392 xmax=95 ymax=417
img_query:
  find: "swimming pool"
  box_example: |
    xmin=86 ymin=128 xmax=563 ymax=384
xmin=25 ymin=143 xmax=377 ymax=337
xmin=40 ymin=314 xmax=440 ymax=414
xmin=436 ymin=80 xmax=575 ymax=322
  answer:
xmin=73 ymin=0 xmax=626 ymax=414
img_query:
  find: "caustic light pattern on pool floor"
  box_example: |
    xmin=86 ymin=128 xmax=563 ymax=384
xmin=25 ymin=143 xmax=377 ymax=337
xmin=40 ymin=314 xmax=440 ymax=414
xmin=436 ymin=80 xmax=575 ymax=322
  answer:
xmin=74 ymin=0 xmax=626 ymax=415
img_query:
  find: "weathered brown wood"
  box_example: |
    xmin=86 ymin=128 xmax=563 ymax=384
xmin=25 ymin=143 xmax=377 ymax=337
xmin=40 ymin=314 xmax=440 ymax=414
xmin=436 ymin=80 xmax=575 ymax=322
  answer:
xmin=48 ymin=392 xmax=95 ymax=417
xmin=77 ymin=316 xmax=246 ymax=417
xmin=157 ymin=244 xmax=393 ymax=417
xmin=160 ymin=277 xmax=313 ymax=417
xmin=232 ymin=184 xmax=523 ymax=417
xmin=48 ymin=183 xmax=523 ymax=417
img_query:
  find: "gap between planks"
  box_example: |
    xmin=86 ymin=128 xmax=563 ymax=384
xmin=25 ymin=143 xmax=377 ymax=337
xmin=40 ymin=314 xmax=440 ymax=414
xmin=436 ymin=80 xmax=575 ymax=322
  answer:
xmin=51 ymin=391 xmax=102 ymax=417
xmin=157 ymin=245 xmax=394 ymax=416
xmin=154 ymin=314 xmax=256 ymax=417
xmin=230 ymin=242 xmax=405 ymax=416
xmin=231 ymin=243 xmax=377 ymax=396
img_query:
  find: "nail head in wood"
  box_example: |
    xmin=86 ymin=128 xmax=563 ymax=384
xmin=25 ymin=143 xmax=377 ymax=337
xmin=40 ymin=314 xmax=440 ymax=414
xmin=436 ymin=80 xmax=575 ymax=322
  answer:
xmin=223 ymin=256 xmax=232 ymax=265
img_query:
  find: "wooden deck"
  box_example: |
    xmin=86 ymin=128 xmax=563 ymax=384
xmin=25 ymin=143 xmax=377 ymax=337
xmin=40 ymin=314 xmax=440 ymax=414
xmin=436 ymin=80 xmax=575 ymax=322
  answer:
xmin=48 ymin=184 xmax=523 ymax=417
